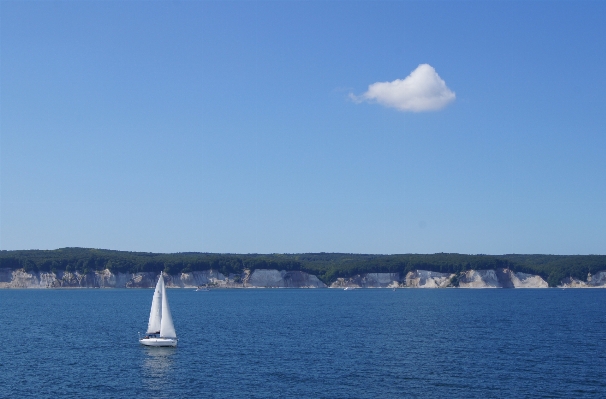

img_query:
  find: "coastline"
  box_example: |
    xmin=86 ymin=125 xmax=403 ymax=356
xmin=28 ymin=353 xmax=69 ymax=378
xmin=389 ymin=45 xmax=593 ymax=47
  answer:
xmin=1 ymin=268 xmax=604 ymax=289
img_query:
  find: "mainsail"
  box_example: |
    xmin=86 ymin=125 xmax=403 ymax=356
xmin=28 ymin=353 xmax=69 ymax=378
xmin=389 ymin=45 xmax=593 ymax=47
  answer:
xmin=146 ymin=275 xmax=163 ymax=334
xmin=160 ymin=277 xmax=177 ymax=338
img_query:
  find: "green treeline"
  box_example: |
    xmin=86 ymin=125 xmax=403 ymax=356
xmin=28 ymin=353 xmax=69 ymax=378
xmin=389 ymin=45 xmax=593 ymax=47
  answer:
xmin=1 ymin=248 xmax=605 ymax=287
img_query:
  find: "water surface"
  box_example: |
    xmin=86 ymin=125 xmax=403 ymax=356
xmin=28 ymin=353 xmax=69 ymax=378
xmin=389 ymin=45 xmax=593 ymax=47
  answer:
xmin=1 ymin=289 xmax=605 ymax=398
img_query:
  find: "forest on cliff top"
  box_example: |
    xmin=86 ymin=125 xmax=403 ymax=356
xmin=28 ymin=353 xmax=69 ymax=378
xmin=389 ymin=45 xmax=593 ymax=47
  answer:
xmin=1 ymin=248 xmax=605 ymax=287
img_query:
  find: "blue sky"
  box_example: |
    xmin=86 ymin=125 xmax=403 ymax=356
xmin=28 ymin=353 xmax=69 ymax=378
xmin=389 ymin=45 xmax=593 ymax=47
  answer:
xmin=1 ymin=1 xmax=605 ymax=254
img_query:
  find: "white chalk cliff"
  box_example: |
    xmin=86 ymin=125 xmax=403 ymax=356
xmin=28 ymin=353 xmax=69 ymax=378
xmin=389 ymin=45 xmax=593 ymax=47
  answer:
xmin=508 ymin=271 xmax=549 ymax=288
xmin=559 ymin=271 xmax=606 ymax=288
xmin=330 ymin=273 xmax=400 ymax=288
xmin=245 ymin=269 xmax=326 ymax=288
xmin=458 ymin=270 xmax=501 ymax=288
xmin=0 ymin=268 xmax=325 ymax=289
xmin=0 ymin=267 xmax=601 ymax=289
xmin=457 ymin=269 xmax=549 ymax=288
xmin=405 ymin=270 xmax=454 ymax=288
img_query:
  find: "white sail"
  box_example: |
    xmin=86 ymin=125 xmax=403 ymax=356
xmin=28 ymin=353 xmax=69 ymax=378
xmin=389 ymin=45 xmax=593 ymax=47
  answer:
xmin=159 ymin=276 xmax=177 ymax=338
xmin=146 ymin=275 xmax=163 ymax=334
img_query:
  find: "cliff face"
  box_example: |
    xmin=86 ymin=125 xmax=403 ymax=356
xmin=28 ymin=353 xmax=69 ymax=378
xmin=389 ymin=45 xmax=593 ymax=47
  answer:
xmin=245 ymin=269 xmax=326 ymax=288
xmin=0 ymin=268 xmax=324 ymax=288
xmin=0 ymin=269 xmax=57 ymax=288
xmin=405 ymin=270 xmax=454 ymax=288
xmin=0 ymin=267 xmax=602 ymax=289
xmin=330 ymin=269 xmax=550 ymax=288
xmin=164 ymin=270 xmax=231 ymax=288
xmin=458 ymin=269 xmax=549 ymax=288
xmin=509 ymin=271 xmax=549 ymax=288
xmin=589 ymin=271 xmax=606 ymax=287
xmin=459 ymin=270 xmax=501 ymax=288
xmin=560 ymin=271 xmax=606 ymax=288
xmin=330 ymin=273 xmax=400 ymax=288
xmin=0 ymin=269 xmax=156 ymax=288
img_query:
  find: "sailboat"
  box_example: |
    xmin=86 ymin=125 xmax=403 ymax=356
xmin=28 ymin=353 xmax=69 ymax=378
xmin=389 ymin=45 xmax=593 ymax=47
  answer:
xmin=139 ymin=274 xmax=178 ymax=347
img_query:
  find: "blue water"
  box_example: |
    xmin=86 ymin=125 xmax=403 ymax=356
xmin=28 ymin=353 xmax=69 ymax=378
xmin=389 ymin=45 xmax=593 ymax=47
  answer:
xmin=1 ymin=289 xmax=605 ymax=398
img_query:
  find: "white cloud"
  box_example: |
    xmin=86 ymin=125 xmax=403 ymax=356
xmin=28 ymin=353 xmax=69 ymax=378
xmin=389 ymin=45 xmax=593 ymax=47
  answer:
xmin=351 ymin=64 xmax=455 ymax=112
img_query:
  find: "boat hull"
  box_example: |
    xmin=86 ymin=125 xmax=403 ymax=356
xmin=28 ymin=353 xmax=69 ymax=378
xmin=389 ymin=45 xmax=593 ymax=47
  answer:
xmin=139 ymin=337 xmax=178 ymax=347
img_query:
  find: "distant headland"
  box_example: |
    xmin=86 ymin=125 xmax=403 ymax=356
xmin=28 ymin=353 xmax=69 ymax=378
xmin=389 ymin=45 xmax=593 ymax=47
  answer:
xmin=1 ymin=248 xmax=604 ymax=289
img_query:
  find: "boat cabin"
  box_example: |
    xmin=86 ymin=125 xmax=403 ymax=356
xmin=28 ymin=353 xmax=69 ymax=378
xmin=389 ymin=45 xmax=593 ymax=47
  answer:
xmin=144 ymin=331 xmax=161 ymax=339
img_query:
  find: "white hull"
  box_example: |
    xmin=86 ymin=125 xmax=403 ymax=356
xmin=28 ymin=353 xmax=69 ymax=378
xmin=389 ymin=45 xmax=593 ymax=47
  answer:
xmin=139 ymin=337 xmax=178 ymax=347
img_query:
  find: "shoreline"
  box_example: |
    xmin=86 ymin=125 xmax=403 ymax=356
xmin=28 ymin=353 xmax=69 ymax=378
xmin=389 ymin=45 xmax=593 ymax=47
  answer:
xmin=2 ymin=268 xmax=605 ymax=289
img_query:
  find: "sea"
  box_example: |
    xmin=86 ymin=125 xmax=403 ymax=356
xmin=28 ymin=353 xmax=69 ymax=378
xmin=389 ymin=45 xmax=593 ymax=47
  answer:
xmin=1 ymin=288 xmax=605 ymax=398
